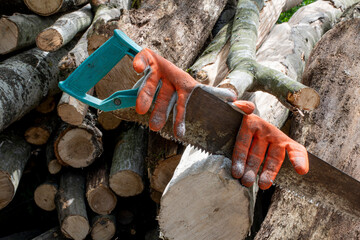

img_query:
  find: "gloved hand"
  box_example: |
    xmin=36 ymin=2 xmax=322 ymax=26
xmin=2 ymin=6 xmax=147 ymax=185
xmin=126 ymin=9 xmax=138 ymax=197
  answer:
xmin=133 ymin=48 xmax=237 ymax=138
xmin=133 ymin=48 xmax=309 ymax=190
xmin=231 ymin=101 xmax=309 ymax=190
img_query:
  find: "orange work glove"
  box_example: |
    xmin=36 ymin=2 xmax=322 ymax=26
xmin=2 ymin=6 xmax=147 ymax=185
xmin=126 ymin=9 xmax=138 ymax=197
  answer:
xmin=133 ymin=48 xmax=237 ymax=138
xmin=231 ymin=101 xmax=309 ymax=190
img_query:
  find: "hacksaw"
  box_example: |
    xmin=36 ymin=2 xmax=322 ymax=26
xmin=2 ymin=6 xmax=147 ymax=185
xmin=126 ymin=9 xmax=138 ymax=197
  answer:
xmin=59 ymin=30 xmax=360 ymax=216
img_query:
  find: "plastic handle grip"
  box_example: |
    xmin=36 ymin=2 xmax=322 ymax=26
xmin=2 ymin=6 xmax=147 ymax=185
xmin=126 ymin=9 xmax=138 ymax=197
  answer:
xmin=58 ymin=30 xmax=142 ymax=111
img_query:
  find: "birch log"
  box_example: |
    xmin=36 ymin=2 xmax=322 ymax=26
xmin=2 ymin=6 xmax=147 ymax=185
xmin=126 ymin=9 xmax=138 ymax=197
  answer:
xmin=89 ymin=0 xmax=227 ymax=101
xmin=57 ymin=91 xmax=93 ymax=126
xmin=86 ymin=160 xmax=117 ymax=215
xmin=24 ymin=113 xmax=60 ymax=145
xmin=34 ymin=178 xmax=58 ymax=211
xmin=109 ymin=123 xmax=148 ymax=197
xmin=0 ymin=14 xmax=57 ymax=55
xmin=56 ymin=169 xmax=90 ymax=240
xmin=36 ymin=4 xmax=93 ymax=52
xmin=36 ymin=95 xmax=57 ymax=114
xmin=24 ymin=0 xmax=88 ymax=16
xmin=54 ymin=113 xmax=103 ymax=168
xmin=0 ymin=129 xmax=32 ymax=210
xmin=46 ymin=134 xmax=62 ymax=174
xmin=97 ymin=110 xmax=122 ymax=130
xmin=90 ymin=214 xmax=116 ymax=240
xmin=0 ymin=42 xmax=74 ymax=132
xmin=255 ymin=10 xmax=360 ymax=239
xmin=159 ymin=147 xmax=258 ymax=240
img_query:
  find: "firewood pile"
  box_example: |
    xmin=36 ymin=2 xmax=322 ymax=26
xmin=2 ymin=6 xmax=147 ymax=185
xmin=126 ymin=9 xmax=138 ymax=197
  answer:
xmin=0 ymin=0 xmax=182 ymax=239
xmin=1 ymin=0 xmax=360 ymax=239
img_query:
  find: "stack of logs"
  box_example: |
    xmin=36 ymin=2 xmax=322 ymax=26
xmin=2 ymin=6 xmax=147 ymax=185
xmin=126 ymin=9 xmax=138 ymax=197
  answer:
xmin=2 ymin=0 xmax=359 ymax=239
xmin=0 ymin=0 xmax=182 ymax=239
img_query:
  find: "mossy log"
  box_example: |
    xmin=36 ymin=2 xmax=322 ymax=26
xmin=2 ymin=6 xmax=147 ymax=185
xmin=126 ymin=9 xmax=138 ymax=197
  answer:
xmin=0 ymin=13 xmax=57 ymax=55
xmin=0 ymin=42 xmax=74 ymax=132
xmin=24 ymin=0 xmax=88 ymax=16
xmin=56 ymin=169 xmax=90 ymax=240
xmin=54 ymin=113 xmax=103 ymax=168
xmin=34 ymin=177 xmax=59 ymax=211
xmin=255 ymin=11 xmax=360 ymax=239
xmin=90 ymin=214 xmax=116 ymax=240
xmin=109 ymin=123 xmax=148 ymax=197
xmin=0 ymin=129 xmax=32 ymax=210
xmin=86 ymin=160 xmax=117 ymax=215
xmin=36 ymin=4 xmax=93 ymax=52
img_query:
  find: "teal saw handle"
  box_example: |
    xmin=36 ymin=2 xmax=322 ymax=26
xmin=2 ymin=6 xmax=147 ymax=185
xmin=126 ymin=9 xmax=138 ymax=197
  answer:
xmin=59 ymin=29 xmax=142 ymax=111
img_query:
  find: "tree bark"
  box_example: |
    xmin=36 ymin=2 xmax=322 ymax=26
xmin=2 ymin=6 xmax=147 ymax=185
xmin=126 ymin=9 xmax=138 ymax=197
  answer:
xmin=24 ymin=0 xmax=88 ymax=16
xmin=56 ymin=169 xmax=90 ymax=240
xmin=89 ymin=0 xmax=227 ymax=101
xmin=34 ymin=178 xmax=58 ymax=211
xmin=0 ymin=42 xmax=74 ymax=132
xmin=90 ymin=214 xmax=116 ymax=240
xmin=36 ymin=4 xmax=93 ymax=52
xmin=109 ymin=123 xmax=148 ymax=197
xmin=24 ymin=113 xmax=60 ymax=145
xmin=46 ymin=133 xmax=62 ymax=175
xmin=0 ymin=14 xmax=57 ymax=55
xmin=54 ymin=113 xmax=103 ymax=168
xmin=86 ymin=160 xmax=117 ymax=215
xmin=255 ymin=11 xmax=360 ymax=239
xmin=0 ymin=129 xmax=32 ymax=210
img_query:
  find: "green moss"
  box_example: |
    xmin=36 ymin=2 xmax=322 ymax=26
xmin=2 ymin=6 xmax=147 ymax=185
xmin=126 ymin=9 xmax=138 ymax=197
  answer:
xmin=277 ymin=0 xmax=316 ymax=23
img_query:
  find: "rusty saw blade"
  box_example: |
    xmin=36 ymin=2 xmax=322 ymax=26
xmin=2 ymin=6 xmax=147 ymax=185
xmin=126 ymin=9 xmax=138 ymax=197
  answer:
xmin=112 ymin=86 xmax=360 ymax=216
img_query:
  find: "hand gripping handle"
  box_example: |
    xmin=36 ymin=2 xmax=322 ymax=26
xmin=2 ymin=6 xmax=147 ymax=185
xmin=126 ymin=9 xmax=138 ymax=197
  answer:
xmin=58 ymin=30 xmax=142 ymax=111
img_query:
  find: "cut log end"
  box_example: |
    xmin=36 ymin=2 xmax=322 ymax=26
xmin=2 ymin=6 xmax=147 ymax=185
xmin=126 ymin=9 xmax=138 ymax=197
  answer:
xmin=159 ymin=172 xmax=252 ymax=240
xmin=110 ymin=170 xmax=144 ymax=197
xmin=87 ymin=186 xmax=117 ymax=215
xmin=34 ymin=184 xmax=57 ymax=211
xmin=0 ymin=171 xmax=14 ymax=209
xmin=0 ymin=17 xmax=18 ymax=55
xmin=24 ymin=0 xmax=63 ymax=16
xmin=25 ymin=127 xmax=51 ymax=145
xmin=97 ymin=111 xmax=121 ymax=130
xmin=37 ymin=28 xmax=63 ymax=52
xmin=57 ymin=104 xmax=84 ymax=126
xmin=57 ymin=128 xmax=96 ymax=168
xmin=87 ymin=35 xmax=108 ymax=55
xmin=91 ymin=217 xmax=116 ymax=240
xmin=287 ymin=87 xmax=320 ymax=110
xmin=48 ymin=159 xmax=62 ymax=174
xmin=61 ymin=216 xmax=90 ymax=240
